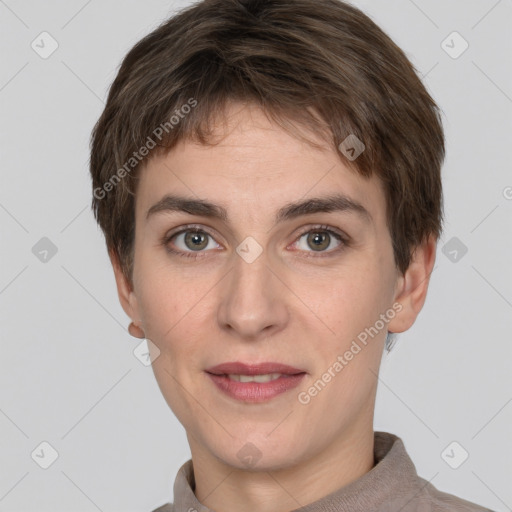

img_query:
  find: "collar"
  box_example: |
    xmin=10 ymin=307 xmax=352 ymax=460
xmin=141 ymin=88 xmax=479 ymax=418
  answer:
xmin=170 ymin=431 xmax=425 ymax=512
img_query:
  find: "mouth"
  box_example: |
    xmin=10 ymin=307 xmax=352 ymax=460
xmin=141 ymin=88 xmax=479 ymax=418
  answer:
xmin=205 ymin=362 xmax=307 ymax=402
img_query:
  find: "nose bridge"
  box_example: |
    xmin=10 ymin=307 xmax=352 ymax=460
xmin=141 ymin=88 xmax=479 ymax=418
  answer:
xmin=217 ymin=239 xmax=287 ymax=338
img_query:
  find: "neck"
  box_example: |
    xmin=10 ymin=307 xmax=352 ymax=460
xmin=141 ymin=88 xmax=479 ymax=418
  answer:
xmin=189 ymin=423 xmax=375 ymax=512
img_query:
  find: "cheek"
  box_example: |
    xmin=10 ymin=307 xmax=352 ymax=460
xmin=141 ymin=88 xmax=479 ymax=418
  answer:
xmin=139 ymin=281 xmax=193 ymax=342
xmin=134 ymin=247 xmax=189 ymax=323
xmin=301 ymin=263 xmax=390 ymax=340
xmin=134 ymin=263 xmax=218 ymax=373
xmin=136 ymin=271 xmax=208 ymax=417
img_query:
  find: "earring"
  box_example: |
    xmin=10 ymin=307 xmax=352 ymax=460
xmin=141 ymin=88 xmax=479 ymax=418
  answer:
xmin=128 ymin=321 xmax=146 ymax=339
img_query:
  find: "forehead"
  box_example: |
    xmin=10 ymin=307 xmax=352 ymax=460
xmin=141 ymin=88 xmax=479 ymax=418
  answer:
xmin=136 ymin=103 xmax=387 ymax=226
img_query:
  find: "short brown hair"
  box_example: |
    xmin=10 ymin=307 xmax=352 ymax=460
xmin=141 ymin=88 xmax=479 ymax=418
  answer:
xmin=90 ymin=0 xmax=445 ymax=288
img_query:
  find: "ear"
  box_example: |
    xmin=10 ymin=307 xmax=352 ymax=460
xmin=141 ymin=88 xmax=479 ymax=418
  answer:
xmin=109 ymin=250 xmax=141 ymax=325
xmin=387 ymin=234 xmax=437 ymax=334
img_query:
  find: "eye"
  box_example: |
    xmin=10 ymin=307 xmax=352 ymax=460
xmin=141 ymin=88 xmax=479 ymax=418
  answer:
xmin=163 ymin=226 xmax=221 ymax=258
xmin=162 ymin=224 xmax=348 ymax=260
xmin=290 ymin=225 xmax=347 ymax=257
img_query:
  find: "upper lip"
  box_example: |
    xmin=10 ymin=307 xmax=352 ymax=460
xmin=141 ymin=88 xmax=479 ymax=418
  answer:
xmin=206 ymin=362 xmax=306 ymax=376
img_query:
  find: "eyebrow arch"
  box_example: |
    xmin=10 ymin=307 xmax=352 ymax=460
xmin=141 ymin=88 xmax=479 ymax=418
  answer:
xmin=146 ymin=193 xmax=372 ymax=225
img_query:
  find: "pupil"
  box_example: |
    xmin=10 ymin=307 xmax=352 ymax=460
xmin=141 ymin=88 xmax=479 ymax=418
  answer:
xmin=186 ymin=231 xmax=207 ymax=251
xmin=309 ymin=232 xmax=328 ymax=251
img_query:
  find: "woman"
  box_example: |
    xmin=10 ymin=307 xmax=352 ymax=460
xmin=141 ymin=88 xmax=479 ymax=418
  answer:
xmin=89 ymin=0 xmax=494 ymax=510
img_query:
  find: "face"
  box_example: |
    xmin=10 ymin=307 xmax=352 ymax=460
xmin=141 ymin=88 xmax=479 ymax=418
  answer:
xmin=114 ymin=102 xmax=433 ymax=472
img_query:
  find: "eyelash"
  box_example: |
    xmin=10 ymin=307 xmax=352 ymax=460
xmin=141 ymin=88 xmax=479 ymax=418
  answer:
xmin=161 ymin=224 xmax=350 ymax=260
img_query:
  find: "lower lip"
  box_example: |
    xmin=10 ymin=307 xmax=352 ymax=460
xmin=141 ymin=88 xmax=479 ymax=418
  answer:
xmin=206 ymin=372 xmax=306 ymax=403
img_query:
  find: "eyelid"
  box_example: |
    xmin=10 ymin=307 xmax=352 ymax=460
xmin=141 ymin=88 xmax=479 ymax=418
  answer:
xmin=293 ymin=224 xmax=347 ymax=242
xmin=164 ymin=223 xmax=218 ymax=240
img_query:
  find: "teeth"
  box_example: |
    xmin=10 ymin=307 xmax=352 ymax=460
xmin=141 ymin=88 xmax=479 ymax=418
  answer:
xmin=227 ymin=373 xmax=282 ymax=383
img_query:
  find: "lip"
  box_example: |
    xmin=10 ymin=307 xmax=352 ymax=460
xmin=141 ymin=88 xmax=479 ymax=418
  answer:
xmin=205 ymin=361 xmax=307 ymax=403
xmin=206 ymin=361 xmax=306 ymax=376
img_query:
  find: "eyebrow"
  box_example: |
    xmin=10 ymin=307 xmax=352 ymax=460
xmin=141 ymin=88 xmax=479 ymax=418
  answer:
xmin=146 ymin=193 xmax=373 ymax=225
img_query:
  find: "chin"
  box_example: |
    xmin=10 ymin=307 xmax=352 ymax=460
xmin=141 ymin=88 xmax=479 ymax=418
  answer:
xmin=207 ymin=429 xmax=304 ymax=472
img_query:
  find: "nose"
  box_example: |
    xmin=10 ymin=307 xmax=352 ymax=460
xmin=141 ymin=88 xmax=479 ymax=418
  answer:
xmin=216 ymin=244 xmax=289 ymax=341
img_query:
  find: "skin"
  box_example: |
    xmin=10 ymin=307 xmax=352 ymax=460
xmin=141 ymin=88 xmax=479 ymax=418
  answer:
xmin=112 ymin=101 xmax=436 ymax=512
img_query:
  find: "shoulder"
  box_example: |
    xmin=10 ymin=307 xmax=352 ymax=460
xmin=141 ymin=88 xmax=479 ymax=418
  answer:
xmin=416 ymin=476 xmax=495 ymax=512
xmin=150 ymin=504 xmax=173 ymax=512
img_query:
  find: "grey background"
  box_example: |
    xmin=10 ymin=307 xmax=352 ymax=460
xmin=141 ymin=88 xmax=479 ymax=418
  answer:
xmin=1 ymin=0 xmax=511 ymax=511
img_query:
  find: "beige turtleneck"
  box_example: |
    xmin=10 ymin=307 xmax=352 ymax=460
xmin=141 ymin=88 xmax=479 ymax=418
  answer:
xmin=152 ymin=431 xmax=494 ymax=512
